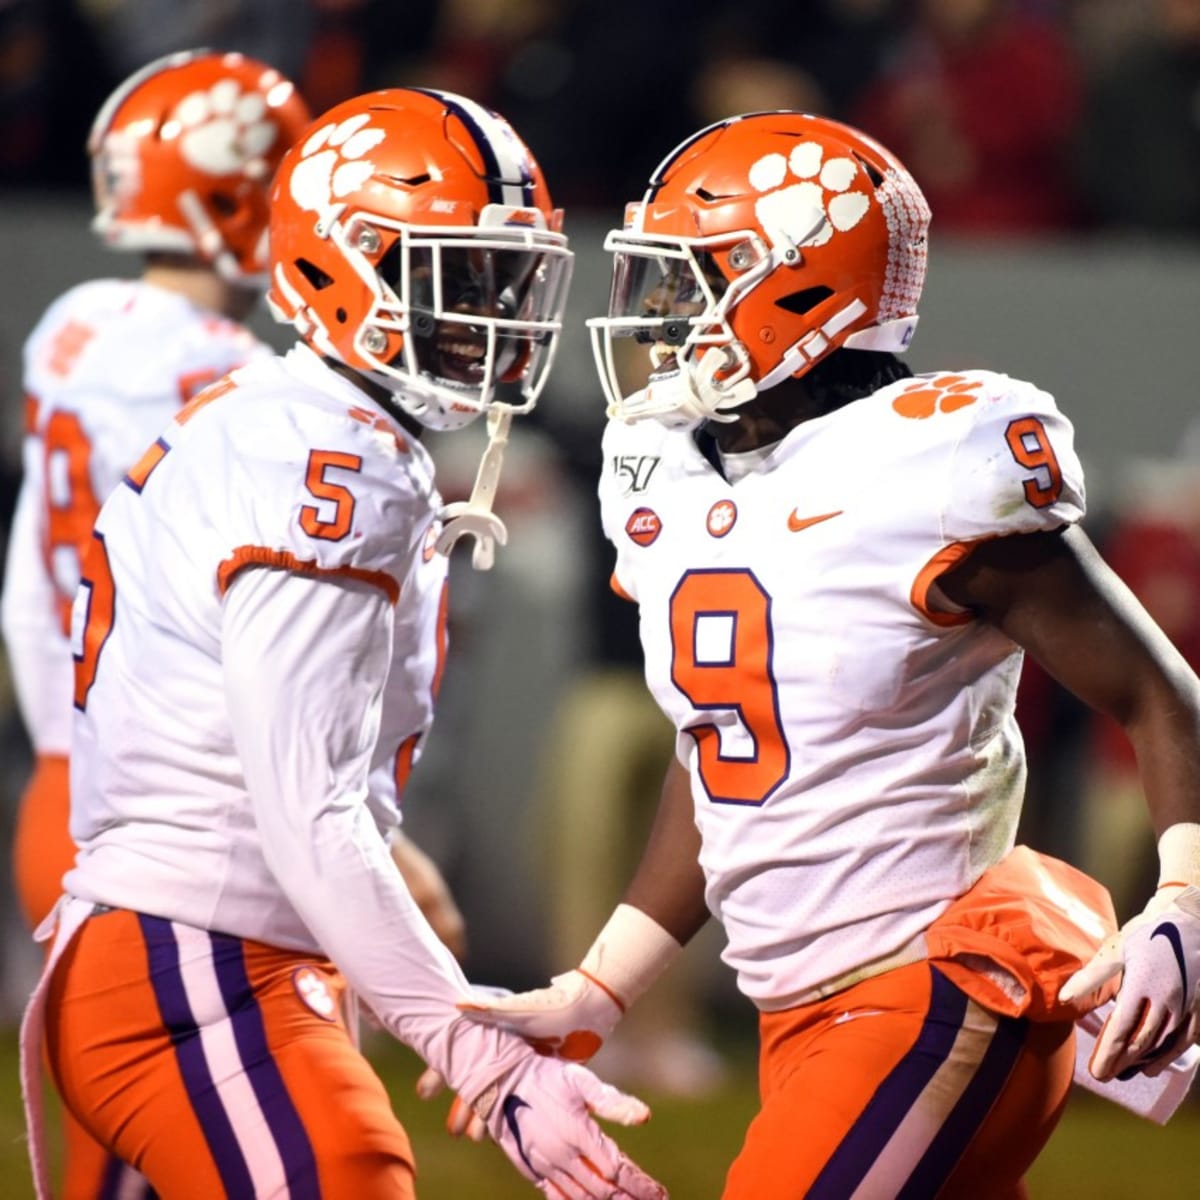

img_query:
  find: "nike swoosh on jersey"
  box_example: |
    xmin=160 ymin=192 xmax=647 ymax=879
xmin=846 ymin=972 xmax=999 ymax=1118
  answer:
xmin=787 ymin=509 xmax=844 ymax=532
xmin=502 ymin=1094 xmax=537 ymax=1176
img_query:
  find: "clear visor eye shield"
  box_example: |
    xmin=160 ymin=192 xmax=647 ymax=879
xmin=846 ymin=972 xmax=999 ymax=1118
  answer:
xmin=586 ymin=229 xmax=768 ymax=424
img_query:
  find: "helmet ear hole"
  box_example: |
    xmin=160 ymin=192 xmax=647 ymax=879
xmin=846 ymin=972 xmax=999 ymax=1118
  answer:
xmin=853 ymin=152 xmax=885 ymax=188
xmin=209 ymin=191 xmax=240 ymax=218
xmin=775 ymin=286 xmax=833 ymax=315
xmin=296 ymin=258 xmax=334 ymax=290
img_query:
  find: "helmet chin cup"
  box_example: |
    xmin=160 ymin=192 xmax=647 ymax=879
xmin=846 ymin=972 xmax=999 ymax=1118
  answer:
xmin=694 ymin=345 xmax=757 ymax=420
xmin=626 ymin=345 xmax=756 ymax=430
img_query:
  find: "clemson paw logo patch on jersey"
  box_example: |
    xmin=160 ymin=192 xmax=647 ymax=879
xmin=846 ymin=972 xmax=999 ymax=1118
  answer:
xmin=707 ymin=499 xmax=737 ymax=537
xmin=170 ymin=79 xmax=282 ymax=177
xmin=626 ymin=507 xmax=662 ymax=546
xmin=892 ymin=374 xmax=983 ymax=420
xmin=290 ymin=113 xmax=386 ymax=219
xmin=748 ymin=142 xmax=871 ymax=248
xmin=293 ymin=966 xmax=339 ymax=1021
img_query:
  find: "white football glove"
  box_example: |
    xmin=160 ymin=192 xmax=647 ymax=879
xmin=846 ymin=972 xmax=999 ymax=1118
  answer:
xmin=471 ymin=1055 xmax=666 ymax=1199
xmin=457 ymin=905 xmax=682 ymax=1062
xmin=458 ymin=970 xmax=623 ymax=1062
xmin=1060 ymin=884 xmax=1200 ymax=1081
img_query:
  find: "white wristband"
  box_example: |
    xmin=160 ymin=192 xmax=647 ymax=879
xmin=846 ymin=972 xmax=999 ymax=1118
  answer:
xmin=579 ymin=903 xmax=683 ymax=1009
xmin=1157 ymin=822 xmax=1200 ymax=890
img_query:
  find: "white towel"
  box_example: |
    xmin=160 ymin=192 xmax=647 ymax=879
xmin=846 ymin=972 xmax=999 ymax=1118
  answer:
xmin=1072 ymin=1001 xmax=1200 ymax=1123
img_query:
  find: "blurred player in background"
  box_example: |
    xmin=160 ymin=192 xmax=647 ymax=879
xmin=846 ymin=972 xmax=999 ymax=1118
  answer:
xmin=1 ymin=48 xmax=312 ymax=1199
xmin=18 ymin=85 xmax=666 ymax=1200
xmin=463 ymin=111 xmax=1200 ymax=1197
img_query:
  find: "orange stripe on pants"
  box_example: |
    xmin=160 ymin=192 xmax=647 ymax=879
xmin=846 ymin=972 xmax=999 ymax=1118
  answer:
xmin=46 ymin=908 xmax=417 ymax=1198
xmin=722 ymin=962 xmax=1074 ymax=1199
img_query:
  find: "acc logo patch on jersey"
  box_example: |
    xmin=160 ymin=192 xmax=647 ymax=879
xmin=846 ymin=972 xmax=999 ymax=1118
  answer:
xmin=626 ymin=507 xmax=662 ymax=546
xmin=293 ymin=965 xmax=339 ymax=1021
xmin=707 ymin=499 xmax=737 ymax=538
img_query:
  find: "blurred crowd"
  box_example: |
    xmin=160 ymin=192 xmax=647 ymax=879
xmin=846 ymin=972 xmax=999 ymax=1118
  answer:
xmin=2 ymin=0 xmax=1199 ymax=235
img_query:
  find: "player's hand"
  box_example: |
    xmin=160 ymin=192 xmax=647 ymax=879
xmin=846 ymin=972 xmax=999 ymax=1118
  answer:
xmin=471 ymin=1055 xmax=666 ymax=1199
xmin=415 ymin=1066 xmax=488 ymax=1141
xmin=458 ymin=970 xmax=623 ymax=1062
xmin=1060 ymin=885 xmax=1200 ymax=1081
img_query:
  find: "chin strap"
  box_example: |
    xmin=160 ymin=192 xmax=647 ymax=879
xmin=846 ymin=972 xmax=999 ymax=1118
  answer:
xmin=435 ymin=405 xmax=513 ymax=571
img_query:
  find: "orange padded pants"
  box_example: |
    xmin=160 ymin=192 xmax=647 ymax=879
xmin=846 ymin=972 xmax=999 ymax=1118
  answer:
xmin=44 ymin=907 xmax=416 ymax=1199
xmin=723 ymin=962 xmax=1074 ymax=1199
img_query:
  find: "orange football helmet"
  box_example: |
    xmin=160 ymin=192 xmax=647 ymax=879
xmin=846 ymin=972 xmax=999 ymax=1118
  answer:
xmin=267 ymin=87 xmax=573 ymax=432
xmin=88 ymin=49 xmax=311 ymax=286
xmin=588 ymin=111 xmax=931 ymax=428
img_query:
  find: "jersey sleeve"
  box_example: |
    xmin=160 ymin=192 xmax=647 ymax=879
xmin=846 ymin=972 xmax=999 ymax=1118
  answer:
xmin=213 ymin=400 xmax=431 ymax=608
xmin=0 ymin=435 xmax=74 ymax=754
xmin=598 ymin=419 xmax=657 ymax=604
xmin=221 ymin=567 xmax=486 ymax=1061
xmin=941 ymin=376 xmax=1085 ymax=543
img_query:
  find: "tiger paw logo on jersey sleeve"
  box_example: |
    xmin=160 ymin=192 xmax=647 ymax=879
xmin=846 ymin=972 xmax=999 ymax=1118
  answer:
xmin=171 ymin=79 xmax=283 ymax=177
xmin=892 ymin=374 xmax=983 ymax=419
xmin=289 ymin=113 xmax=386 ymax=218
xmin=748 ymin=141 xmax=872 ymax=247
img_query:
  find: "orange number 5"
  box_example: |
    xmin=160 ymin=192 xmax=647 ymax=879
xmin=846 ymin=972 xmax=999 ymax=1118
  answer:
xmin=1005 ymin=416 xmax=1063 ymax=509
xmin=669 ymin=569 xmax=789 ymax=805
xmin=300 ymin=450 xmax=362 ymax=541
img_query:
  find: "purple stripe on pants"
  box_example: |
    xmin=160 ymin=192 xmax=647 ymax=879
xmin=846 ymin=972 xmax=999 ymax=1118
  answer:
xmin=897 ymin=1001 xmax=1027 ymax=1197
xmin=210 ymin=932 xmax=321 ymax=1198
xmin=138 ymin=914 xmax=256 ymax=1198
xmin=807 ymin=965 xmax=969 ymax=1199
xmin=97 ymin=1151 xmax=156 ymax=1200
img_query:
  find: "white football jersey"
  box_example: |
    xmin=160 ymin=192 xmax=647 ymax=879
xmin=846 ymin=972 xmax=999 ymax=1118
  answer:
xmin=65 ymin=344 xmax=450 ymax=951
xmin=598 ymin=369 xmax=1086 ymax=1010
xmin=1 ymin=278 xmax=268 ymax=753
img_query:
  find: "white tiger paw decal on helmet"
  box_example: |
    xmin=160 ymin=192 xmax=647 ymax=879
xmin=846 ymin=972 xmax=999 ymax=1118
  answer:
xmin=748 ymin=142 xmax=871 ymax=248
xmin=172 ymin=79 xmax=281 ymax=178
xmin=289 ymin=114 xmax=386 ymax=219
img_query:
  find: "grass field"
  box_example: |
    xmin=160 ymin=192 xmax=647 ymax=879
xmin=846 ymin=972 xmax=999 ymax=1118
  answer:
xmin=2 ymin=1027 xmax=1199 ymax=1197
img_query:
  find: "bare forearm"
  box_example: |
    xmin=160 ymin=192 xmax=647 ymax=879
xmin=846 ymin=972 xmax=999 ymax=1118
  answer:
xmin=622 ymin=756 xmax=710 ymax=944
xmin=1122 ymin=679 xmax=1200 ymax=835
